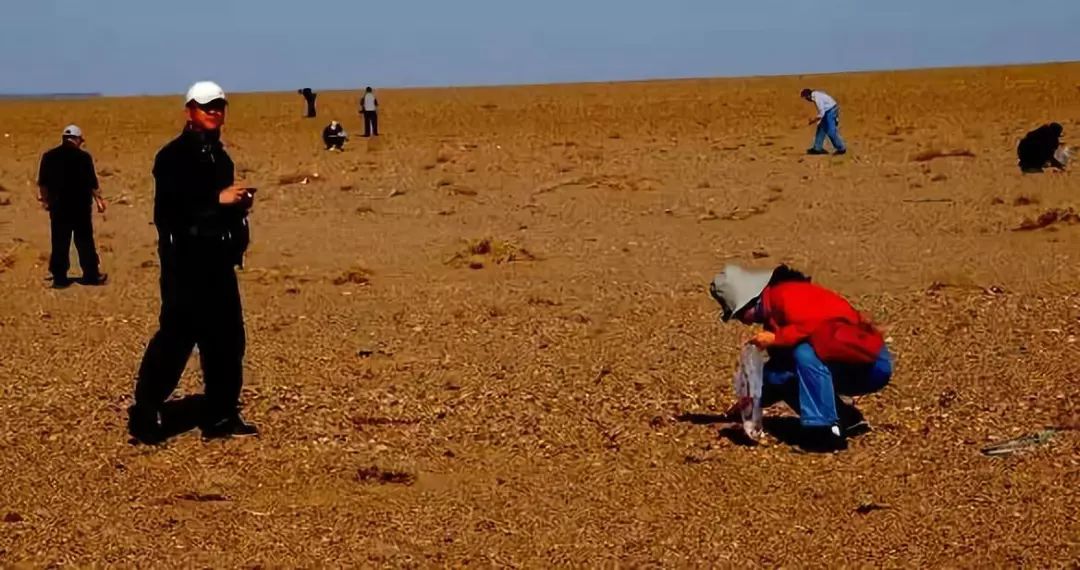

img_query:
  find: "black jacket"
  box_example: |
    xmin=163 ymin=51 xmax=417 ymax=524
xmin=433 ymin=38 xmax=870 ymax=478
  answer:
xmin=1017 ymin=123 xmax=1064 ymax=169
xmin=38 ymin=144 xmax=98 ymax=210
xmin=153 ymin=128 xmax=248 ymax=264
xmin=322 ymin=123 xmax=345 ymax=142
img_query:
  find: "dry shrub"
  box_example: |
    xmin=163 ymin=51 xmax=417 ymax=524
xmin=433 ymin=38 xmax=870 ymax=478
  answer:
xmin=913 ymin=149 xmax=976 ymax=162
xmin=446 ymin=238 xmax=537 ymax=268
xmin=332 ymin=267 xmax=372 ymax=285
xmin=1013 ymin=196 xmax=1039 ymax=206
xmin=1013 ymin=208 xmax=1080 ymax=231
xmin=356 ymin=466 xmax=415 ymax=486
xmin=177 ymin=492 xmax=228 ymax=502
xmin=355 ymin=205 xmax=375 ymax=215
xmin=527 ymin=296 xmax=562 ymax=307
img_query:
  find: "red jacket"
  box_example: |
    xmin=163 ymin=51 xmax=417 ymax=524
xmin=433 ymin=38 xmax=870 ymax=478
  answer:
xmin=761 ymin=281 xmax=862 ymax=347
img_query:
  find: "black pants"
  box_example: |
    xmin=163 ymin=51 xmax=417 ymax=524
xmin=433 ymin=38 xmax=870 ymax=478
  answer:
xmin=363 ymin=111 xmax=378 ymax=136
xmin=49 ymin=206 xmax=99 ymax=278
xmin=135 ymin=241 xmax=246 ymax=422
xmin=324 ymin=136 xmax=345 ymax=149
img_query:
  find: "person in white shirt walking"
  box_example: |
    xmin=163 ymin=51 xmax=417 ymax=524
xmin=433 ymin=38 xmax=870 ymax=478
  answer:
xmin=801 ymin=88 xmax=846 ymax=155
xmin=359 ymin=87 xmax=379 ymax=137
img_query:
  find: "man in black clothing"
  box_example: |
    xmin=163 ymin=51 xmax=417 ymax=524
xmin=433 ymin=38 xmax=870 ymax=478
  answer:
xmin=298 ymin=88 xmax=317 ymax=118
xmin=1017 ymin=122 xmax=1066 ymax=173
xmin=322 ymin=120 xmax=347 ymax=150
xmin=129 ymin=81 xmax=258 ymax=444
xmin=37 ymin=125 xmax=108 ymax=288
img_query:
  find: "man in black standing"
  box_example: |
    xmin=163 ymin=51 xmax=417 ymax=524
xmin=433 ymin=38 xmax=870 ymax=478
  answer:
xmin=298 ymin=88 xmax=317 ymax=118
xmin=37 ymin=125 xmax=108 ymax=288
xmin=128 ymin=81 xmax=258 ymax=444
xmin=359 ymin=86 xmax=379 ymax=136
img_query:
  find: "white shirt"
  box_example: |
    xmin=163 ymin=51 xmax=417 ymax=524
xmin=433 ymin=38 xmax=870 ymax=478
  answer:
xmin=810 ymin=91 xmax=837 ymax=118
xmin=362 ymin=92 xmax=377 ymax=112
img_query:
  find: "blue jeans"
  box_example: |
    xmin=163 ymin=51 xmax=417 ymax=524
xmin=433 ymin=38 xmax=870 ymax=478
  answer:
xmin=813 ymin=107 xmax=845 ymax=152
xmin=762 ymin=342 xmax=891 ymax=427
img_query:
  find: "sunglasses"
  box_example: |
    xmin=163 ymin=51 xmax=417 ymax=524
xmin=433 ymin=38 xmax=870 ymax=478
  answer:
xmin=195 ymin=99 xmax=228 ymax=113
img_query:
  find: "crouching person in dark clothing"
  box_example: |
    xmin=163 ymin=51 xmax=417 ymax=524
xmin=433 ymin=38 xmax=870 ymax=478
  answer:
xmin=128 ymin=81 xmax=258 ymax=444
xmin=1018 ymin=122 xmax=1067 ymax=173
xmin=322 ymin=120 xmax=347 ymax=151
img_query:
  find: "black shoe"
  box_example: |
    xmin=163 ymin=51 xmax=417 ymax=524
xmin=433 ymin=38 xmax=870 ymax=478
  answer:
xmin=797 ymin=425 xmax=848 ymax=453
xmin=806 ymin=148 xmax=828 ymax=155
xmin=51 ymin=275 xmax=73 ymax=289
xmin=833 ymin=149 xmax=847 ymax=156
xmin=128 ymin=406 xmax=163 ymax=445
xmin=202 ymin=415 xmax=259 ymax=440
xmin=838 ymin=400 xmax=871 ymax=437
xmin=79 ymin=273 xmax=108 ymax=286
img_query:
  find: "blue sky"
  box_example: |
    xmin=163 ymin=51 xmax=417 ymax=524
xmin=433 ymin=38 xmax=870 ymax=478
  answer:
xmin=2 ymin=0 xmax=1078 ymax=95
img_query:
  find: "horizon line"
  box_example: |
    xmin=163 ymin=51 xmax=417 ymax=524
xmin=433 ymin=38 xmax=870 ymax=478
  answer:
xmin=3 ymin=58 xmax=1077 ymax=101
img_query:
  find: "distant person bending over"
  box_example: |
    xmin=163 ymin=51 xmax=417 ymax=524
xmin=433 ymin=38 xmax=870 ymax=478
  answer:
xmin=710 ymin=264 xmax=892 ymax=453
xmin=1017 ymin=122 xmax=1066 ymax=173
xmin=359 ymin=87 xmax=379 ymax=136
xmin=323 ymin=120 xmax=347 ymax=151
xmin=801 ymin=88 xmax=846 ymax=156
xmin=37 ymin=125 xmax=108 ymax=288
xmin=298 ymin=88 xmax=317 ymax=118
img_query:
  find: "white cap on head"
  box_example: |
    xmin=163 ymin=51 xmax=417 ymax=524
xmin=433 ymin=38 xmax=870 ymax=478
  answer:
xmin=62 ymin=124 xmax=83 ymax=138
xmin=185 ymin=81 xmax=227 ymax=105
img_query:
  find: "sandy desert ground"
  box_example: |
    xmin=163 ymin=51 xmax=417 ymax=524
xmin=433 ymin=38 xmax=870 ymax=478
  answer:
xmin=1 ymin=62 xmax=1079 ymax=567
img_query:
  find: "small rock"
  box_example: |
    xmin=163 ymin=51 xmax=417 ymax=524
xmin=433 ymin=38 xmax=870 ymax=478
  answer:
xmin=3 ymin=512 xmax=23 ymax=523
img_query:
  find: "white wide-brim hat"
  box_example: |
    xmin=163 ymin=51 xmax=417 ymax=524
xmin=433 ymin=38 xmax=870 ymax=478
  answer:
xmin=709 ymin=264 xmax=774 ymax=321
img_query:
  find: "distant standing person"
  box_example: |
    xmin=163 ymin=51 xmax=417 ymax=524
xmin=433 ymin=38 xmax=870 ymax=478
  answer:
xmin=129 ymin=81 xmax=258 ymax=444
xmin=298 ymin=88 xmax=317 ymax=118
xmin=360 ymin=87 xmax=379 ymax=136
xmin=1017 ymin=122 xmax=1066 ymax=173
xmin=37 ymin=125 xmax=108 ymax=288
xmin=322 ymin=120 xmax=347 ymax=151
xmin=801 ymin=88 xmax=846 ymax=155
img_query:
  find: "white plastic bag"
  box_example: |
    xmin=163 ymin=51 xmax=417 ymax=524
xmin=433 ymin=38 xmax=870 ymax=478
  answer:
xmin=1054 ymin=145 xmax=1072 ymax=167
xmin=732 ymin=345 xmax=765 ymax=440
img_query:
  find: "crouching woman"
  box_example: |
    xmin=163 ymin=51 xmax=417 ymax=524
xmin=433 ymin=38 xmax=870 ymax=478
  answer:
xmin=710 ymin=264 xmax=893 ymax=452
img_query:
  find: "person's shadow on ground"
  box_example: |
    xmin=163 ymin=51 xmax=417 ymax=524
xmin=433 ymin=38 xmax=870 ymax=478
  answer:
xmin=130 ymin=394 xmax=206 ymax=444
xmin=674 ymin=412 xmax=803 ymax=447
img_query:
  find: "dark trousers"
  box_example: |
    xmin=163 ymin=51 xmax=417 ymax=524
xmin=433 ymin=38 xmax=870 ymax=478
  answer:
xmin=306 ymin=103 xmax=317 ymax=118
xmin=135 ymin=242 xmax=246 ymax=422
xmin=363 ymin=111 xmax=378 ymax=136
xmin=49 ymin=206 xmax=100 ymax=278
xmin=324 ymin=136 xmax=345 ymax=149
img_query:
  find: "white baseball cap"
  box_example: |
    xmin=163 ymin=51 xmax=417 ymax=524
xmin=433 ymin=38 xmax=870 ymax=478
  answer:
xmin=185 ymin=81 xmax=227 ymax=105
xmin=62 ymin=124 xmax=83 ymax=138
